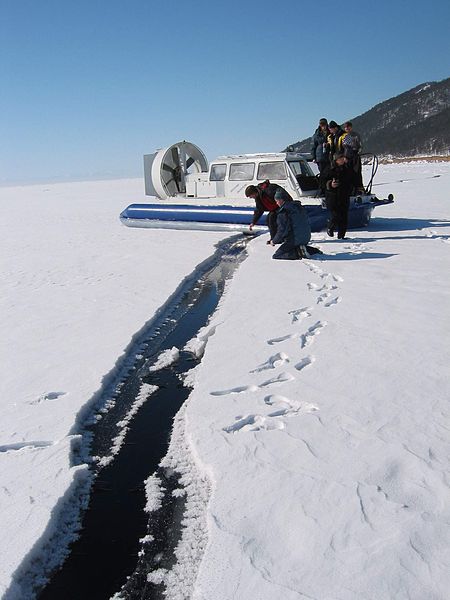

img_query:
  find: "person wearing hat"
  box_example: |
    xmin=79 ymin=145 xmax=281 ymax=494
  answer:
xmin=321 ymin=151 xmax=358 ymax=239
xmin=342 ymin=121 xmax=364 ymax=192
xmin=311 ymin=118 xmax=330 ymax=174
xmin=246 ymin=180 xmax=293 ymax=242
xmin=270 ymin=195 xmax=320 ymax=260
xmin=342 ymin=121 xmax=362 ymax=157
xmin=327 ymin=121 xmax=346 ymax=161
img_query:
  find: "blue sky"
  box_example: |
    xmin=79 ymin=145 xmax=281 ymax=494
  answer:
xmin=1 ymin=0 xmax=449 ymax=184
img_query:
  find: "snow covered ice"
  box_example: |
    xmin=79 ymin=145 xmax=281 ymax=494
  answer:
xmin=0 ymin=179 xmax=227 ymax=598
xmin=1 ymin=163 xmax=450 ymax=599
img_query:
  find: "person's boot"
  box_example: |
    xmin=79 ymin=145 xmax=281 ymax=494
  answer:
xmin=306 ymin=245 xmax=323 ymax=255
xmin=327 ymin=227 xmax=334 ymax=237
xmin=298 ymin=245 xmax=310 ymax=259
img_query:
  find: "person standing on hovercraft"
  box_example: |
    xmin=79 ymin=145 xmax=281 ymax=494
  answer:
xmin=327 ymin=120 xmax=346 ymax=161
xmin=311 ymin=118 xmax=331 ymax=174
xmin=341 ymin=121 xmax=364 ymax=192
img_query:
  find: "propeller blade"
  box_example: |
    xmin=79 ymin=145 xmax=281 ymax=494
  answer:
xmin=176 ymin=143 xmax=187 ymax=192
xmin=171 ymin=146 xmax=180 ymax=168
xmin=178 ymin=144 xmax=186 ymax=169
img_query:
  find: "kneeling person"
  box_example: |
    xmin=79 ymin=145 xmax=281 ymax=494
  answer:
xmin=271 ymin=197 xmax=317 ymax=260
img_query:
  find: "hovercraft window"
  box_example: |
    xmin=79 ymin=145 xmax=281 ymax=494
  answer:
xmin=257 ymin=161 xmax=287 ymax=180
xmin=288 ymin=160 xmax=314 ymax=177
xmin=210 ymin=164 xmax=227 ymax=181
xmin=229 ymin=163 xmax=255 ymax=181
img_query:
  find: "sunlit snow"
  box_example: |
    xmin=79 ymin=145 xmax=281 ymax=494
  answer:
xmin=1 ymin=163 xmax=449 ymax=599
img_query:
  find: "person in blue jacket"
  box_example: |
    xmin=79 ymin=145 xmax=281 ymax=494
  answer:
xmin=270 ymin=197 xmax=321 ymax=260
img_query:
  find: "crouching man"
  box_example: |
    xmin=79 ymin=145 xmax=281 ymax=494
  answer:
xmin=270 ymin=197 xmax=321 ymax=260
xmin=246 ymin=180 xmax=293 ymax=241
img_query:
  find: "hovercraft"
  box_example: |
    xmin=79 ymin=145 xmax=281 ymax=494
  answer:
xmin=120 ymin=141 xmax=393 ymax=233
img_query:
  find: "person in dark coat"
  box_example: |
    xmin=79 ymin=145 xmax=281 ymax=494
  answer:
xmin=327 ymin=121 xmax=345 ymax=160
xmin=270 ymin=197 xmax=321 ymax=260
xmin=321 ymin=151 xmax=358 ymax=239
xmin=311 ymin=118 xmax=330 ymax=173
xmin=246 ymin=180 xmax=293 ymax=241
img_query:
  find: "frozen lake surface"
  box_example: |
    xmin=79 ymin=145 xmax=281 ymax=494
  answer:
xmin=1 ymin=163 xmax=449 ymax=599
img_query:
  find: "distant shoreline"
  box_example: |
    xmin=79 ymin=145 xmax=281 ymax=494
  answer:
xmin=378 ymin=155 xmax=450 ymax=164
xmin=0 ymin=175 xmax=142 ymax=188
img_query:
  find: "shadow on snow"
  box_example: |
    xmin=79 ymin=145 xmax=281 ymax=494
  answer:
xmin=368 ymin=216 xmax=450 ymax=233
xmin=319 ymin=252 xmax=397 ymax=261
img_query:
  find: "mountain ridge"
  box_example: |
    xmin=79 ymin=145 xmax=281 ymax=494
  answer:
xmin=288 ymin=77 xmax=450 ymax=158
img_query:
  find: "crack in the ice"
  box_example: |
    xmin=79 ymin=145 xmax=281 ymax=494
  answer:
xmin=356 ymin=483 xmax=374 ymax=529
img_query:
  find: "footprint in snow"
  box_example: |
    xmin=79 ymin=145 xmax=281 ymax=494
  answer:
xmin=307 ymin=264 xmax=328 ymax=279
xmin=260 ymin=371 xmax=295 ymax=387
xmin=307 ymin=263 xmax=343 ymax=283
xmin=250 ymin=352 xmax=290 ymax=373
xmin=223 ymin=414 xmax=285 ymax=433
xmin=210 ymin=384 xmax=259 ymax=396
xmin=0 ymin=441 xmax=54 ymax=453
xmin=343 ymin=243 xmax=369 ymax=255
xmin=294 ymin=356 xmax=315 ymax=371
xmin=324 ymin=296 xmax=342 ymax=308
xmin=299 ymin=321 xmax=327 ymax=349
xmin=307 ymin=282 xmax=323 ymax=291
xmin=29 ymin=391 xmax=67 ymax=405
xmin=223 ymin=397 xmax=319 ymax=433
xmin=267 ymin=333 xmax=297 ymax=345
xmin=211 ymin=372 xmax=294 ymax=397
xmin=288 ymin=307 xmax=312 ymax=323
xmin=426 ymin=230 xmax=450 ymax=244
xmin=308 ymin=282 xmax=338 ymax=293
xmin=317 ymin=292 xmax=331 ymax=304
xmin=264 ymin=394 xmax=319 ymax=415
